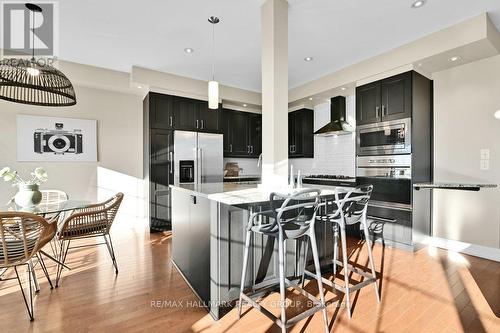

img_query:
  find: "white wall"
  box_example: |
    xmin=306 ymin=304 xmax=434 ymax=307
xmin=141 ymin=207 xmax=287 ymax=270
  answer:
xmin=290 ymin=95 xmax=356 ymax=176
xmin=0 ymin=85 xmax=145 ymax=223
xmin=433 ymin=55 xmax=500 ymax=249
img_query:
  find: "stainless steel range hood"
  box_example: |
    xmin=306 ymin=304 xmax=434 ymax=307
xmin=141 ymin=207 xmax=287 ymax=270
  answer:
xmin=314 ymin=96 xmax=354 ymax=136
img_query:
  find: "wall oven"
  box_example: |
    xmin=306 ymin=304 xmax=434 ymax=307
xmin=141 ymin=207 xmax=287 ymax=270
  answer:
xmin=356 ymin=155 xmax=412 ymax=209
xmin=356 ymin=118 xmax=411 ymax=156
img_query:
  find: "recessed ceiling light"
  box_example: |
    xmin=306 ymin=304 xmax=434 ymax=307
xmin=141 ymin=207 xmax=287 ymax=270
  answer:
xmin=243 ymin=104 xmax=247 ymax=107
xmin=304 ymin=57 xmax=313 ymax=62
xmin=411 ymin=0 xmax=426 ymax=9
xmin=340 ymin=87 xmax=347 ymax=91
xmin=495 ymin=110 xmax=500 ymax=119
xmin=184 ymin=48 xmax=194 ymax=54
xmin=137 ymin=85 xmax=142 ymax=89
xmin=308 ymin=97 xmax=313 ymax=101
xmin=450 ymin=56 xmax=460 ymax=62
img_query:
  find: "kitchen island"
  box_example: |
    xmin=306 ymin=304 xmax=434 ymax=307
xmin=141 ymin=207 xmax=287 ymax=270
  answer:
xmin=170 ymin=183 xmax=340 ymax=320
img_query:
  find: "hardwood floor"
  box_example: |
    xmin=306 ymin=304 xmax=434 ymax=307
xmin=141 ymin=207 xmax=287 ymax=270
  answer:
xmin=1 ymin=218 xmax=499 ymax=333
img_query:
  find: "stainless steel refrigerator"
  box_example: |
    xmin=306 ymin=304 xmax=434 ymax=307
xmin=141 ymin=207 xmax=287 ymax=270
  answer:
xmin=173 ymin=130 xmax=223 ymax=185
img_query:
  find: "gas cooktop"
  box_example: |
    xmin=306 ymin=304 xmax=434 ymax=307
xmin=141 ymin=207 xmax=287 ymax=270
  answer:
xmin=302 ymin=175 xmax=357 ymax=187
xmin=304 ymin=175 xmax=356 ymax=181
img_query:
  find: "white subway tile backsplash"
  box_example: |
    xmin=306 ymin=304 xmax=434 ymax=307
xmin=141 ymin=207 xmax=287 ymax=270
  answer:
xmin=290 ymin=96 xmax=356 ymax=176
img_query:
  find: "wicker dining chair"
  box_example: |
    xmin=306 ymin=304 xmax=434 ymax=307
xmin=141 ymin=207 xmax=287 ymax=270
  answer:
xmin=0 ymin=212 xmax=56 ymax=321
xmin=40 ymin=190 xmax=69 ymax=205
xmin=55 ymin=193 xmax=124 ymax=287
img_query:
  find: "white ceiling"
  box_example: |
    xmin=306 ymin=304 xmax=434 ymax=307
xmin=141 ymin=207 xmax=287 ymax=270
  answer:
xmin=59 ymin=0 xmax=500 ymax=92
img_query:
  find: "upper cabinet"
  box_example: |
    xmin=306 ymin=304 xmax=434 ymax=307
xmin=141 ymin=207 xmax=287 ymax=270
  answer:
xmin=356 ymin=71 xmax=412 ymax=125
xmin=288 ymin=109 xmax=314 ymax=158
xmin=148 ymin=93 xmax=176 ymax=130
xmin=222 ymin=109 xmax=262 ymax=158
xmin=148 ymin=92 xmax=221 ymax=132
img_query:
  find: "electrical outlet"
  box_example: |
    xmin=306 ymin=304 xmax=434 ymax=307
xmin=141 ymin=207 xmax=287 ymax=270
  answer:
xmin=480 ymin=159 xmax=490 ymax=170
xmin=480 ymin=148 xmax=490 ymax=160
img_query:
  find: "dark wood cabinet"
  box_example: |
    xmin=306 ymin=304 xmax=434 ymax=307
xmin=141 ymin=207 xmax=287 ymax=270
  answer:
xmin=173 ymin=96 xmax=221 ymax=132
xmin=147 ymin=93 xmax=175 ymax=130
xmin=356 ymin=71 xmax=412 ymax=125
xmin=356 ymin=82 xmax=381 ymax=125
xmin=380 ymin=72 xmax=412 ymax=121
xmin=222 ymin=109 xmax=262 ymax=158
xmin=248 ymin=113 xmax=262 ymax=157
xmin=198 ymin=101 xmax=221 ymax=132
xmin=173 ymin=96 xmax=198 ymax=131
xmin=288 ymin=109 xmax=314 ymax=158
xmin=149 ymin=129 xmax=173 ymax=232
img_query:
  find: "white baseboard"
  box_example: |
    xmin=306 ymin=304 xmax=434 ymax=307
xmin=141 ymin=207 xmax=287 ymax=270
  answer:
xmin=421 ymin=237 xmax=500 ymax=262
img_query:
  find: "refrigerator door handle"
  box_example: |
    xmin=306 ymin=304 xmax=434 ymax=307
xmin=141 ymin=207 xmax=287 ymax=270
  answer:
xmin=169 ymin=151 xmax=173 ymax=174
xmin=197 ymin=147 xmax=203 ymax=183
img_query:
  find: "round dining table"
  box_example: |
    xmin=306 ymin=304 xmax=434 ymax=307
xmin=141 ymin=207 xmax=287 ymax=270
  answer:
xmin=0 ymin=200 xmax=91 ymax=289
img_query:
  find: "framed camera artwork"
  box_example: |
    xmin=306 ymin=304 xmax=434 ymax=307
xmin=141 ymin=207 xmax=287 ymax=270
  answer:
xmin=17 ymin=115 xmax=97 ymax=162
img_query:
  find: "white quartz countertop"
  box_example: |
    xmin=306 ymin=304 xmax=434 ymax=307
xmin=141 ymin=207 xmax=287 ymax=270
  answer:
xmin=170 ymin=183 xmax=349 ymax=205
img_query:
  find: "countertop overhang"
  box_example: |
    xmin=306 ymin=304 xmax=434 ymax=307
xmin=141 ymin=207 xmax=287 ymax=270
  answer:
xmin=413 ymin=182 xmax=497 ymax=191
xmin=170 ymin=183 xmax=349 ymax=205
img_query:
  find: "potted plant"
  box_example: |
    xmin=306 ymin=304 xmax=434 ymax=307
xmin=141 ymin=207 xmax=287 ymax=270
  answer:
xmin=0 ymin=167 xmax=48 ymax=207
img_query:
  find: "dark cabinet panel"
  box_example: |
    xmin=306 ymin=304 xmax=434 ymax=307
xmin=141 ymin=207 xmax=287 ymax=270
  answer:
xmin=356 ymin=71 xmax=414 ymax=125
xmin=222 ymin=109 xmax=262 ymax=158
xmin=230 ymin=111 xmax=250 ymax=156
xmin=174 ymin=96 xmax=198 ymax=131
xmin=248 ymin=113 xmax=262 ymax=157
xmin=381 ymin=72 xmax=412 ymax=121
xmin=356 ymin=82 xmax=381 ymax=125
xmin=149 ymin=93 xmax=175 ymax=129
xmin=288 ymin=109 xmax=313 ymax=158
xmin=150 ymin=129 xmax=173 ymax=231
xmin=198 ymin=101 xmax=221 ymax=132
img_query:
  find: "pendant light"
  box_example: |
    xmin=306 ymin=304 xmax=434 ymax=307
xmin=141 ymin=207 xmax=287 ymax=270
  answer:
xmin=208 ymin=16 xmax=220 ymax=109
xmin=0 ymin=3 xmax=76 ymax=107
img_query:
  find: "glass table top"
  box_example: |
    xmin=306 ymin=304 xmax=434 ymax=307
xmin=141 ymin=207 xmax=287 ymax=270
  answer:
xmin=1 ymin=200 xmax=90 ymax=215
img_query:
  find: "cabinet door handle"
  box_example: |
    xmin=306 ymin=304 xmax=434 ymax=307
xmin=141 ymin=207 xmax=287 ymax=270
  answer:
xmin=196 ymin=120 xmax=199 ymax=129
xmin=290 ymin=145 xmax=293 ymax=153
xmin=169 ymin=151 xmax=173 ymax=174
xmin=376 ymin=106 xmax=380 ymax=118
xmin=250 ymin=146 xmax=253 ymax=154
xmin=229 ymin=144 xmax=232 ymax=152
xmin=201 ymin=120 xmax=204 ymax=129
xmin=381 ymin=105 xmax=386 ymax=117
xmin=169 ymin=116 xmax=173 ymax=127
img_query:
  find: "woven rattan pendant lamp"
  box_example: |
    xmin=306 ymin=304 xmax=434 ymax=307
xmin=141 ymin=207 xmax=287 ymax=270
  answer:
xmin=0 ymin=3 xmax=76 ymax=106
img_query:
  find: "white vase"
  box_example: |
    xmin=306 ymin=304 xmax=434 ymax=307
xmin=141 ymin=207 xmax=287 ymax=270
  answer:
xmin=15 ymin=184 xmax=42 ymax=208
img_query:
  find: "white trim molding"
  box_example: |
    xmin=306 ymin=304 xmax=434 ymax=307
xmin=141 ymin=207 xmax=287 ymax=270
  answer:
xmin=422 ymin=237 xmax=500 ymax=262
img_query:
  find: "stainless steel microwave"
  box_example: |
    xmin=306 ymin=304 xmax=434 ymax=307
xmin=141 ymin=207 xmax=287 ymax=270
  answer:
xmin=356 ymin=118 xmax=411 ymax=155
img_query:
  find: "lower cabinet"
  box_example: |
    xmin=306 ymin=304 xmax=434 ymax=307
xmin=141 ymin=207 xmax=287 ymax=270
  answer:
xmin=171 ymin=190 xmax=211 ymax=304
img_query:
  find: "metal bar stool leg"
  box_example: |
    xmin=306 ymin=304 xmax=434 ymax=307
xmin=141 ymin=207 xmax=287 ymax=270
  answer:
xmin=309 ymin=231 xmax=330 ymax=333
xmin=300 ymin=236 xmax=309 ymax=289
xmin=362 ymin=220 xmax=381 ymax=303
xmin=278 ymin=233 xmax=287 ymax=333
xmin=339 ymin=224 xmax=352 ymax=318
xmin=238 ymin=230 xmax=252 ymax=318
xmin=332 ymin=224 xmax=339 ymax=276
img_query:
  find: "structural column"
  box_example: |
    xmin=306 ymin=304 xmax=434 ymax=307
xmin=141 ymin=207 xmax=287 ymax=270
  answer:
xmin=261 ymin=0 xmax=289 ymax=186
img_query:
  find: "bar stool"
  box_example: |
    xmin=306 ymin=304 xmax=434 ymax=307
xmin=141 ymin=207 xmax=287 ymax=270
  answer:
xmin=237 ymin=189 xmax=329 ymax=333
xmin=302 ymin=185 xmax=380 ymax=318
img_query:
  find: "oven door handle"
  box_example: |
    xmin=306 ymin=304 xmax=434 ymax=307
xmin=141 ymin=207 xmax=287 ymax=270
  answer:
xmin=367 ymin=215 xmax=397 ymax=223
